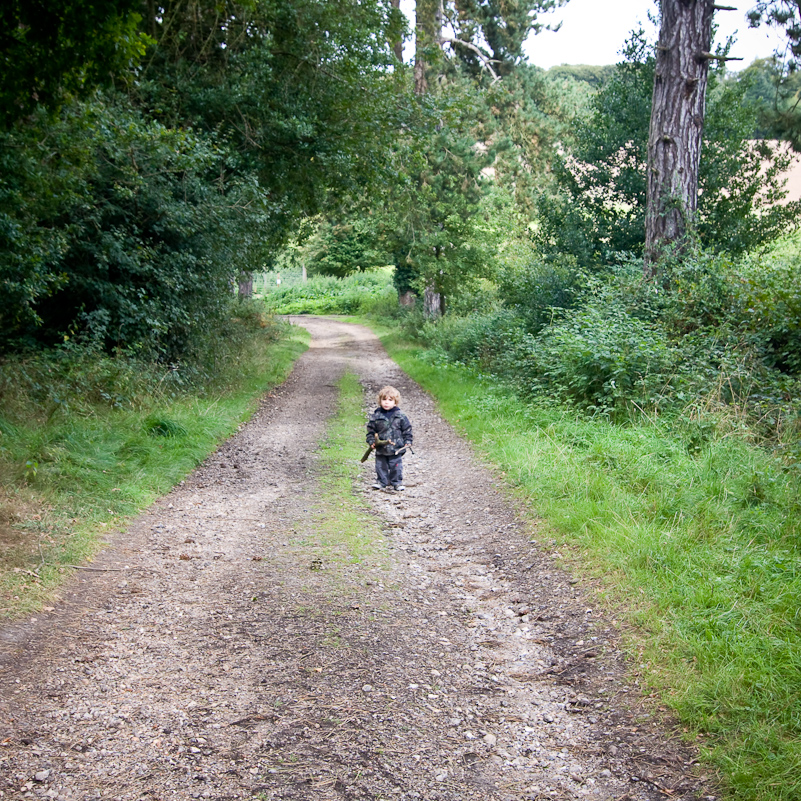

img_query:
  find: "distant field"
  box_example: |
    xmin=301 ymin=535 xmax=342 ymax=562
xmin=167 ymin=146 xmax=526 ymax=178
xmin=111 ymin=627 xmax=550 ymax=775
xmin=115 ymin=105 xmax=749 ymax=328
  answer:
xmin=773 ymin=141 xmax=801 ymax=203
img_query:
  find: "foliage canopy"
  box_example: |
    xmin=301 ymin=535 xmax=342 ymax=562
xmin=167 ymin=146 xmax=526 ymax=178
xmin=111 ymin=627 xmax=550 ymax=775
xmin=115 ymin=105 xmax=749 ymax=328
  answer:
xmin=0 ymin=0 xmax=149 ymax=127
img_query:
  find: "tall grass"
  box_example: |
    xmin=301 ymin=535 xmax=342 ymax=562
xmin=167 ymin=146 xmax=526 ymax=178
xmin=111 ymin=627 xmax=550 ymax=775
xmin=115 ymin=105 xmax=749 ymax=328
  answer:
xmin=0 ymin=316 xmax=309 ymax=616
xmin=375 ymin=328 xmax=801 ymax=801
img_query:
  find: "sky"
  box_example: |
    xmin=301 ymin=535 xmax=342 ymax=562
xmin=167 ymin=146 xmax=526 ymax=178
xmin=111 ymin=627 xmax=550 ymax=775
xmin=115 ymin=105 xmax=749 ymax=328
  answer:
xmin=398 ymin=0 xmax=788 ymax=71
xmin=523 ymin=0 xmax=786 ymax=70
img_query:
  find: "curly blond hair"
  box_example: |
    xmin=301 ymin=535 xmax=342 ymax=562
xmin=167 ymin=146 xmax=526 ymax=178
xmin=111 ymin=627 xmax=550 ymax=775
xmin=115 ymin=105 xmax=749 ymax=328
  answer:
xmin=377 ymin=385 xmax=401 ymax=405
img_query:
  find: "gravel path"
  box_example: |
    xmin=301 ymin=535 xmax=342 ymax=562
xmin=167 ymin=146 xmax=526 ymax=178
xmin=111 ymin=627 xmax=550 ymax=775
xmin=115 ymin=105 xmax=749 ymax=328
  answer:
xmin=0 ymin=318 xmax=709 ymax=801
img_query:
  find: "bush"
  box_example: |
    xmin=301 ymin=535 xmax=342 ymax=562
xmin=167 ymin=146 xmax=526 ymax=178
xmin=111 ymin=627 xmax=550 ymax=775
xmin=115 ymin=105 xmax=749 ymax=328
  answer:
xmin=0 ymin=95 xmax=269 ymax=360
xmin=0 ymin=301 xmax=283 ymax=424
xmin=418 ymin=309 xmax=529 ymax=375
xmin=260 ymin=270 xmax=396 ymax=315
xmin=497 ymin=254 xmax=588 ymax=334
xmin=521 ymin=302 xmax=678 ymax=414
xmin=735 ymin=238 xmax=801 ymax=375
xmin=417 ymin=244 xmax=801 ymax=461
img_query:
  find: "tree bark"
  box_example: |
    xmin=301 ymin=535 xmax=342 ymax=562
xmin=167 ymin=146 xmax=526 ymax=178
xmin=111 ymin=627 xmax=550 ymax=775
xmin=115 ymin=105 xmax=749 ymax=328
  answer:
xmin=423 ymin=286 xmax=442 ymax=318
xmin=238 ymin=273 xmax=253 ymax=298
xmin=415 ymin=0 xmax=443 ymax=317
xmin=644 ymin=0 xmax=715 ymax=272
xmin=414 ymin=0 xmax=441 ymax=96
xmin=390 ymin=0 xmax=404 ymax=62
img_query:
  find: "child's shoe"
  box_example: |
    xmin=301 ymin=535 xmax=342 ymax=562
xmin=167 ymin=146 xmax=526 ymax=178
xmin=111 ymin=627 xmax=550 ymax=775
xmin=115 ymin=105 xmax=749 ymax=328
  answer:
xmin=371 ymin=482 xmax=384 ymax=490
xmin=393 ymin=484 xmax=405 ymax=491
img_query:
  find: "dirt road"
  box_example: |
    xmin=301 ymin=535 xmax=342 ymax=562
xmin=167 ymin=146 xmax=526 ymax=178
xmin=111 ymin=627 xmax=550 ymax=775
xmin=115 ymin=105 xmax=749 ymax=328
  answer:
xmin=0 ymin=318 xmax=706 ymax=801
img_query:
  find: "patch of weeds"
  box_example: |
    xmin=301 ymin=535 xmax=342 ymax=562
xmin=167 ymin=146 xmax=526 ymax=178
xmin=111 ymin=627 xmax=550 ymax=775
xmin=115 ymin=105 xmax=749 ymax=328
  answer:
xmin=322 ymin=630 xmax=343 ymax=649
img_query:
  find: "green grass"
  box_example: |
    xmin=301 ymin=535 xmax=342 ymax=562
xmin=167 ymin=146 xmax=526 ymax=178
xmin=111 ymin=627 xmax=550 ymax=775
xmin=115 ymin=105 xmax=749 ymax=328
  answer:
xmin=0 ymin=322 xmax=309 ymax=616
xmin=368 ymin=323 xmax=801 ymax=801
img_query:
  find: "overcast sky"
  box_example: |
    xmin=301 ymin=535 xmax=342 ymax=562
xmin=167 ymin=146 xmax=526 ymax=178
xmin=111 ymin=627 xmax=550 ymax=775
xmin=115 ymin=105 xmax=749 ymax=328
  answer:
xmin=399 ymin=0 xmax=788 ymax=71
xmin=523 ymin=0 xmax=785 ymax=69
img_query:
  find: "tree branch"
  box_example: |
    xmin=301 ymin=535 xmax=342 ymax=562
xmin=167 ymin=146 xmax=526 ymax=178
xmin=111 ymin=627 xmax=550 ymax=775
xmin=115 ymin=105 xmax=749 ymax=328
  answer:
xmin=439 ymin=36 xmax=501 ymax=81
xmin=700 ymin=51 xmax=744 ymax=61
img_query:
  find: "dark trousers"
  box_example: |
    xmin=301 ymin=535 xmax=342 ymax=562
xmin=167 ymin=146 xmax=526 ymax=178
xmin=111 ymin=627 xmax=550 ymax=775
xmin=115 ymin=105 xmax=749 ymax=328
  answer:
xmin=375 ymin=453 xmax=403 ymax=487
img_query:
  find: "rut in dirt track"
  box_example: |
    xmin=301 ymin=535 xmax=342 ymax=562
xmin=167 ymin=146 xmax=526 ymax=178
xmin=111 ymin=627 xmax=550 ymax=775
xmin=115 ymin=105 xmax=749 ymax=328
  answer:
xmin=0 ymin=318 xmax=706 ymax=801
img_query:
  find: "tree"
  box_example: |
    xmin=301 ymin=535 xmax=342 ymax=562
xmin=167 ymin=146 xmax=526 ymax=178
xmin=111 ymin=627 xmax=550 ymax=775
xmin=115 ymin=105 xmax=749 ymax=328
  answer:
xmin=378 ymin=87 xmax=497 ymax=314
xmin=737 ymin=57 xmax=801 ymax=146
xmin=413 ymin=0 xmax=446 ymax=316
xmin=0 ymin=96 xmax=264 ymax=357
xmin=390 ymin=0 xmax=405 ymax=62
xmin=747 ymin=1 xmax=801 ymax=148
xmin=0 ymin=0 xmax=404 ymax=354
xmin=546 ymin=64 xmax=616 ymax=88
xmin=414 ymin=0 xmax=442 ymax=95
xmin=0 ymin=0 xmax=148 ymax=127
xmin=136 ymin=0 xmax=400 ymax=252
xmin=399 ymin=0 xmax=570 ymax=316
xmin=644 ymin=0 xmax=716 ymax=267
xmin=748 ymin=1 xmax=801 ymax=67
xmin=536 ymin=30 xmax=801 ymax=266
xmin=445 ymin=0 xmax=569 ymax=79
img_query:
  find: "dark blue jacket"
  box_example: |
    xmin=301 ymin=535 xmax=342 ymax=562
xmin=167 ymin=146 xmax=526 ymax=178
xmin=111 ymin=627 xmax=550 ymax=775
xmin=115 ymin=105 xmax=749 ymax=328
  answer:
xmin=366 ymin=407 xmax=413 ymax=456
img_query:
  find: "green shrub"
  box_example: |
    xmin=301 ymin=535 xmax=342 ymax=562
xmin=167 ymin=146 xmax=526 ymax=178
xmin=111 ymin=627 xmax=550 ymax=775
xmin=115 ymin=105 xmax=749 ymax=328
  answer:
xmin=0 ymin=301 xmax=283 ymax=425
xmin=0 ymin=95 xmax=269 ymax=360
xmin=521 ymin=302 xmax=678 ymax=414
xmin=735 ymin=238 xmax=801 ymax=375
xmin=419 ymin=309 xmax=528 ymax=375
xmin=261 ymin=270 xmax=396 ymax=315
xmin=497 ymin=254 xmax=588 ymax=334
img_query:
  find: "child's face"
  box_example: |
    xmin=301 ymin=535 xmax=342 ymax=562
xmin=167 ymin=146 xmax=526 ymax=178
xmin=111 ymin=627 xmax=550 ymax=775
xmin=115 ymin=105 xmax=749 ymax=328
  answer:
xmin=380 ymin=395 xmax=396 ymax=410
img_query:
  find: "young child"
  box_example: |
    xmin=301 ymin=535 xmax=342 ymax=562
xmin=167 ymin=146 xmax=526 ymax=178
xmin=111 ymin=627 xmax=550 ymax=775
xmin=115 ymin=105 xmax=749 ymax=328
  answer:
xmin=366 ymin=385 xmax=413 ymax=491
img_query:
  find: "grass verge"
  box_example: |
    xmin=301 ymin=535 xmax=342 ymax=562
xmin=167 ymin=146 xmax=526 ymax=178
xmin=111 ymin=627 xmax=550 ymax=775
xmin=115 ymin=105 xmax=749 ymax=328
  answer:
xmin=0 ymin=323 xmax=309 ymax=618
xmin=369 ymin=322 xmax=801 ymax=801
xmin=273 ymin=369 xmax=390 ymax=612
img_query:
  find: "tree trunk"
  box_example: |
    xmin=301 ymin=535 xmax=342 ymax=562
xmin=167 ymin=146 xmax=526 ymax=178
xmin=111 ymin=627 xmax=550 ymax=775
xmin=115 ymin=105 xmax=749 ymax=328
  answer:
xmin=390 ymin=0 xmax=404 ymax=62
xmin=238 ymin=272 xmax=253 ymax=298
xmin=644 ymin=0 xmax=715 ymax=272
xmin=414 ymin=0 xmax=441 ymax=96
xmin=423 ymin=286 xmax=442 ymax=318
xmin=415 ymin=0 xmax=443 ymax=317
